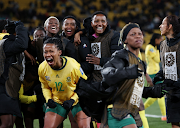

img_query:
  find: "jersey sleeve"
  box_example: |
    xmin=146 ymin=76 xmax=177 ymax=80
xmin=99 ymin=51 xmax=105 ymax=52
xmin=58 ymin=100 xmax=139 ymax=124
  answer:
xmin=75 ymin=67 xmax=87 ymax=84
xmin=19 ymin=84 xmax=37 ymax=104
xmin=70 ymin=66 xmax=87 ymax=102
xmin=38 ymin=64 xmax=52 ymax=103
xmin=146 ymin=45 xmax=160 ymax=63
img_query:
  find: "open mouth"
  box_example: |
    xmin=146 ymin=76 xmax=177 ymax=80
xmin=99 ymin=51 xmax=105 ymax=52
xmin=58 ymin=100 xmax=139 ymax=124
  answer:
xmin=97 ymin=27 xmax=103 ymax=30
xmin=46 ymin=58 xmax=54 ymax=65
xmin=66 ymin=29 xmax=72 ymax=34
xmin=51 ymin=27 xmax=56 ymax=30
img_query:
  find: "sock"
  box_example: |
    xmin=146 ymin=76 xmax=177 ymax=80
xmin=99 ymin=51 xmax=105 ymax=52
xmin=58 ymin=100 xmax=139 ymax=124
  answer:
xmin=144 ymin=98 xmax=157 ymax=109
xmin=158 ymin=97 xmax=166 ymax=116
xmin=139 ymin=110 xmax=149 ymax=128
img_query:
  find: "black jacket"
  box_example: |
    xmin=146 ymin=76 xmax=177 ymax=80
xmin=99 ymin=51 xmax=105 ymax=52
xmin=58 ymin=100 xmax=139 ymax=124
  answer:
xmin=62 ymin=32 xmax=93 ymax=74
xmin=44 ymin=34 xmax=78 ymax=60
xmin=86 ymin=25 xmax=124 ymax=67
xmin=0 ymin=23 xmax=28 ymax=118
xmin=0 ymin=24 xmax=28 ymax=85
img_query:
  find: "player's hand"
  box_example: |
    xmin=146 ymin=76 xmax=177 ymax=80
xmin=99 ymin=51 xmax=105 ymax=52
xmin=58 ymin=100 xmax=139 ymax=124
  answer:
xmin=47 ymin=99 xmax=57 ymax=108
xmin=63 ymin=99 xmax=75 ymax=111
xmin=86 ymin=54 xmax=100 ymax=65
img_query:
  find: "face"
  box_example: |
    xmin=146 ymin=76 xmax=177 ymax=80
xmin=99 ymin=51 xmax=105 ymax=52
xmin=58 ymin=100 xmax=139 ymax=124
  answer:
xmin=62 ymin=18 xmax=77 ymax=37
xmin=91 ymin=14 xmax=107 ymax=36
xmin=44 ymin=18 xmax=60 ymax=36
xmin=125 ymin=27 xmax=143 ymax=50
xmin=155 ymin=36 xmax=163 ymax=45
xmin=33 ymin=29 xmax=45 ymax=41
xmin=159 ymin=17 xmax=170 ymax=36
xmin=43 ymin=43 xmax=62 ymax=69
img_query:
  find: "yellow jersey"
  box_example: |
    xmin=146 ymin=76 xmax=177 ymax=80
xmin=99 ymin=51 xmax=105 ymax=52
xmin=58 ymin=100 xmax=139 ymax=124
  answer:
xmin=0 ymin=33 xmax=9 ymax=40
xmin=19 ymin=81 xmax=37 ymax=104
xmin=38 ymin=56 xmax=87 ymax=106
xmin=145 ymin=44 xmax=160 ymax=74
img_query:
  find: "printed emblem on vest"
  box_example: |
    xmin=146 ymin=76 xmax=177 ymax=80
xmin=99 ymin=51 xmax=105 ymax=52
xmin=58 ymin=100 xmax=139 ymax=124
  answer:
xmin=92 ymin=43 xmax=100 ymax=56
xmin=165 ymin=52 xmax=177 ymax=81
xmin=165 ymin=53 xmax=175 ymax=67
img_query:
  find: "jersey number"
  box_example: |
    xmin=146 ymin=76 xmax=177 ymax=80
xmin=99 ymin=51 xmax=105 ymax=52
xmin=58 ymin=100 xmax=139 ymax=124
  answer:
xmin=55 ymin=82 xmax=64 ymax=91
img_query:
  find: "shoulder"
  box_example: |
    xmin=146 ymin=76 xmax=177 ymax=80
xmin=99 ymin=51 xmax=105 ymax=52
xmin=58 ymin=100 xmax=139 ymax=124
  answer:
xmin=146 ymin=44 xmax=154 ymax=51
xmin=65 ymin=56 xmax=80 ymax=67
xmin=39 ymin=61 xmax=48 ymax=72
xmin=112 ymin=30 xmax=120 ymax=37
xmin=112 ymin=49 xmax=128 ymax=60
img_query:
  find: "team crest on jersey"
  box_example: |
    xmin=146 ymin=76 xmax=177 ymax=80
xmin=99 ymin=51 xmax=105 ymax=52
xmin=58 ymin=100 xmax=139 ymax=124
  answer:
xmin=150 ymin=48 xmax=154 ymax=52
xmin=45 ymin=76 xmax=51 ymax=81
xmin=56 ymin=74 xmax=59 ymax=78
xmin=66 ymin=77 xmax=71 ymax=82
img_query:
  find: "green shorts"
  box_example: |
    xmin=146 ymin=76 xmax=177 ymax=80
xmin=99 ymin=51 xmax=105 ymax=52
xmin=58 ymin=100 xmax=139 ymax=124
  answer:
xmin=45 ymin=102 xmax=82 ymax=118
xmin=107 ymin=108 xmax=143 ymax=128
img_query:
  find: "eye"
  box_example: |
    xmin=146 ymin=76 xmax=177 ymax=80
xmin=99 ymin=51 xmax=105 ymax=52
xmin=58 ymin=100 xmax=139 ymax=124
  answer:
xmin=101 ymin=20 xmax=106 ymax=23
xmin=94 ymin=20 xmax=99 ymax=23
xmin=71 ymin=23 xmax=76 ymax=26
xmin=130 ymin=33 xmax=135 ymax=36
xmin=139 ymin=33 xmax=143 ymax=36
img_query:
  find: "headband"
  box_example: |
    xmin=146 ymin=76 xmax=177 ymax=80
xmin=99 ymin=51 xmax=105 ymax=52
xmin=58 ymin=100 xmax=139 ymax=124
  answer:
xmin=122 ymin=24 xmax=140 ymax=42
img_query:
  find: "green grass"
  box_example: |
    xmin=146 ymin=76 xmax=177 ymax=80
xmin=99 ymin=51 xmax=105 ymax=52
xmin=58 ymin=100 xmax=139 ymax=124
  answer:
xmin=14 ymin=99 xmax=171 ymax=128
xmin=143 ymin=98 xmax=171 ymax=128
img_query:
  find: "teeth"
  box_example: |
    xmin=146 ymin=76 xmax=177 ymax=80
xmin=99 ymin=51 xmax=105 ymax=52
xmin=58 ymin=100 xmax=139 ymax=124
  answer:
xmin=47 ymin=58 xmax=52 ymax=61
xmin=67 ymin=30 xmax=72 ymax=32
xmin=51 ymin=27 xmax=56 ymax=30
xmin=97 ymin=27 xmax=103 ymax=30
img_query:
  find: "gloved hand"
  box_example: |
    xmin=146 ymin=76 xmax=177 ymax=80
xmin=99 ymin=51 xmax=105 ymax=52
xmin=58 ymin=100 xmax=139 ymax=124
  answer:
xmin=47 ymin=99 xmax=57 ymax=108
xmin=143 ymin=83 xmax=167 ymax=98
xmin=163 ymin=79 xmax=175 ymax=87
xmin=125 ymin=64 xmax=143 ymax=79
xmin=153 ymin=83 xmax=167 ymax=97
xmin=63 ymin=99 xmax=75 ymax=111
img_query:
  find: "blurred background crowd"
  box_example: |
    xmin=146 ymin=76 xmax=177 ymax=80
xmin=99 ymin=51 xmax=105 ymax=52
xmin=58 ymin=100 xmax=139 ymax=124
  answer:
xmin=0 ymin=0 xmax=180 ymax=60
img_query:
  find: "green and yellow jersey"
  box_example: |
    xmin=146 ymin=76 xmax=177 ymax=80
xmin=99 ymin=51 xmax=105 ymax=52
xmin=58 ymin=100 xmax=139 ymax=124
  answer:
xmin=145 ymin=44 xmax=160 ymax=75
xmin=19 ymin=80 xmax=37 ymax=104
xmin=38 ymin=56 xmax=87 ymax=106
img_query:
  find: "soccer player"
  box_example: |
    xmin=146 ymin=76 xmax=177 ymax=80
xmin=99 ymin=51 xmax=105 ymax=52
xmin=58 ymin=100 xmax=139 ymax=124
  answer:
xmin=144 ymin=33 xmax=166 ymax=121
xmin=38 ymin=37 xmax=91 ymax=128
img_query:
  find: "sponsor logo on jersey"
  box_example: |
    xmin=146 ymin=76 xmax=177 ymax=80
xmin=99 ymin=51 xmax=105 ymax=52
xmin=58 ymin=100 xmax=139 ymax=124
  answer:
xmin=45 ymin=76 xmax=51 ymax=81
xmin=79 ymin=67 xmax=84 ymax=75
xmin=56 ymin=74 xmax=59 ymax=78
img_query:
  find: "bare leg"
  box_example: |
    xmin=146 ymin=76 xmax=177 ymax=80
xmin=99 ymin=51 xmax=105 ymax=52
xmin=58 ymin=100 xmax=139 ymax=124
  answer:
xmin=172 ymin=122 xmax=180 ymax=128
xmin=68 ymin=111 xmax=78 ymax=128
xmin=44 ymin=112 xmax=65 ymax=128
xmin=75 ymin=110 xmax=91 ymax=128
xmin=23 ymin=107 xmax=35 ymax=128
xmin=123 ymin=124 xmax=137 ymax=128
xmin=0 ymin=114 xmax=16 ymax=128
